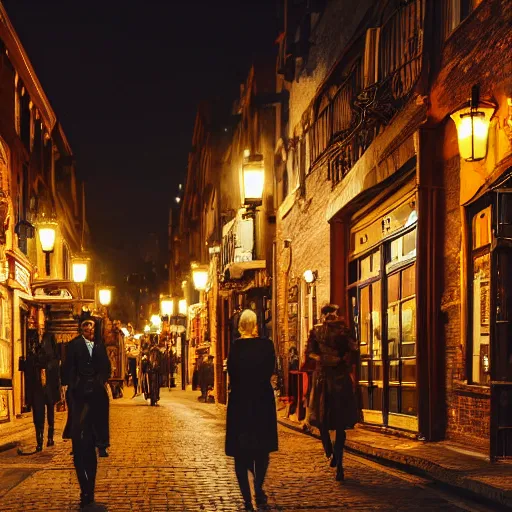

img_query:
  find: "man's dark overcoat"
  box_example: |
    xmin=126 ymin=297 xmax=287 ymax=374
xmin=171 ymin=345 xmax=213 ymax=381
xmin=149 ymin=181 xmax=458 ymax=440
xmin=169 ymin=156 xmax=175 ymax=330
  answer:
xmin=23 ymin=332 xmax=60 ymax=407
xmin=225 ymin=337 xmax=278 ymax=458
xmin=308 ymin=320 xmax=358 ymax=431
xmin=61 ymin=334 xmax=111 ymax=445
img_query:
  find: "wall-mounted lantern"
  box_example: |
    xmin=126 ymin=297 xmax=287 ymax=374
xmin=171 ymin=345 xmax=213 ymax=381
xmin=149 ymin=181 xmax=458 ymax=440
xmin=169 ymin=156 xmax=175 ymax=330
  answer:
xmin=38 ymin=222 xmax=57 ymax=276
xmin=303 ymin=269 xmax=318 ymax=284
xmin=98 ymin=287 xmax=112 ymax=306
xmin=191 ymin=262 xmax=208 ymax=291
xmin=242 ymin=154 xmax=265 ymax=206
xmin=150 ymin=314 xmax=162 ymax=329
xmin=72 ymin=256 xmax=89 ymax=283
xmin=144 ymin=324 xmax=150 ymax=334
xmin=178 ymin=299 xmax=187 ymax=315
xmin=450 ymin=85 xmax=496 ymax=162
xmin=160 ymin=296 xmax=174 ymax=317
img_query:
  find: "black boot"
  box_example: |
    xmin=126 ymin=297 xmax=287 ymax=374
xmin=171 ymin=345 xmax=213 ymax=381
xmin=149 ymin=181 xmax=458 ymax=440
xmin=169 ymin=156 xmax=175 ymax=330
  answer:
xmin=35 ymin=429 xmax=44 ymax=452
xmin=47 ymin=426 xmax=54 ymax=447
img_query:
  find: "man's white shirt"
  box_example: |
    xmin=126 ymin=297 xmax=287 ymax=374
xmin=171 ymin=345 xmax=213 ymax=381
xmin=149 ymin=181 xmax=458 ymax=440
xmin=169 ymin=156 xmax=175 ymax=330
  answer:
xmin=83 ymin=336 xmax=94 ymax=357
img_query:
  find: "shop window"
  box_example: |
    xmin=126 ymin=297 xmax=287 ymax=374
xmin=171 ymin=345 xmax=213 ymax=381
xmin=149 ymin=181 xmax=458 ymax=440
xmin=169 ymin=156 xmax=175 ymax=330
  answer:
xmin=470 ymin=206 xmax=491 ymax=385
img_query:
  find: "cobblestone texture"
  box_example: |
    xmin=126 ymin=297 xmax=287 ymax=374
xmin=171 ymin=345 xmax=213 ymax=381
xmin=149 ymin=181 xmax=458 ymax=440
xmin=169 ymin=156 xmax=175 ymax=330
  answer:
xmin=0 ymin=389 xmax=500 ymax=511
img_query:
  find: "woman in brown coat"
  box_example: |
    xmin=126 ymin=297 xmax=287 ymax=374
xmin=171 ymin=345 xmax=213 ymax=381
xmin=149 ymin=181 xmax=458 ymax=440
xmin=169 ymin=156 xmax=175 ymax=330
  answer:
xmin=225 ymin=309 xmax=277 ymax=511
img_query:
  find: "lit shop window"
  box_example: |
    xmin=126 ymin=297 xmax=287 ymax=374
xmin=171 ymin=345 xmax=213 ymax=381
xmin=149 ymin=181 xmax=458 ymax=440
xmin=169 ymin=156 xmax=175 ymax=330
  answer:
xmin=470 ymin=206 xmax=491 ymax=385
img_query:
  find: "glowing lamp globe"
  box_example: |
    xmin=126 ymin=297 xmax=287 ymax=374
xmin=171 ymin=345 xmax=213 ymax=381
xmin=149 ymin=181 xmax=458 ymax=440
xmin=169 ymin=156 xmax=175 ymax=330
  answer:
xmin=191 ymin=264 xmax=208 ymax=291
xmin=38 ymin=227 xmax=56 ymax=253
xmin=99 ymin=288 xmax=112 ymax=306
xmin=160 ymin=297 xmax=174 ymax=316
xmin=242 ymin=154 xmax=264 ymax=205
xmin=72 ymin=262 xmax=88 ymax=283
xmin=178 ymin=299 xmax=187 ymax=315
xmin=450 ymin=86 xmax=495 ymax=162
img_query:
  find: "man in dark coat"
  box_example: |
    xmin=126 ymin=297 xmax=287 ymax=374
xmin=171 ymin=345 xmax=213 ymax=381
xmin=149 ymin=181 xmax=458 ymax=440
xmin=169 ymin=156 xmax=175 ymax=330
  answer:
xmin=198 ymin=355 xmax=215 ymax=402
xmin=61 ymin=318 xmax=111 ymax=509
xmin=20 ymin=330 xmax=60 ymax=451
xmin=147 ymin=335 xmax=162 ymax=406
xmin=226 ymin=309 xmax=277 ymax=511
xmin=307 ymin=304 xmax=358 ymax=482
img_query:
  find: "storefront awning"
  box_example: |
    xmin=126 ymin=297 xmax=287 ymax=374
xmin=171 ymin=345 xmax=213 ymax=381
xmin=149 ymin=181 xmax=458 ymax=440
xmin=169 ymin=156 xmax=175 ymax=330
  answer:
xmin=224 ymin=260 xmax=266 ymax=280
xmin=31 ymin=279 xmax=94 ymax=304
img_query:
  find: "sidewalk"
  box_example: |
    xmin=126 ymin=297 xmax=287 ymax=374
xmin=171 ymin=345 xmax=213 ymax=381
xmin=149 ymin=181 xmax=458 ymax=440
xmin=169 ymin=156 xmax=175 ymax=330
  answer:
xmin=277 ymin=405 xmax=512 ymax=509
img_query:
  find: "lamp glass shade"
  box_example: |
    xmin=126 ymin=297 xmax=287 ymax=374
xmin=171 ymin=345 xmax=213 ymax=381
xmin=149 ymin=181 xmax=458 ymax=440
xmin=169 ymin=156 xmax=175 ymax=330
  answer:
xmin=144 ymin=325 xmax=150 ymax=333
xmin=72 ymin=262 xmax=88 ymax=283
xmin=243 ymin=158 xmax=264 ymax=203
xmin=150 ymin=314 xmax=162 ymax=327
xmin=450 ymin=106 xmax=494 ymax=161
xmin=303 ymin=269 xmax=315 ymax=283
xmin=161 ymin=298 xmax=174 ymax=316
xmin=178 ymin=299 xmax=187 ymax=315
xmin=99 ymin=288 xmax=112 ymax=306
xmin=38 ymin=227 xmax=56 ymax=253
xmin=192 ymin=268 xmax=208 ymax=291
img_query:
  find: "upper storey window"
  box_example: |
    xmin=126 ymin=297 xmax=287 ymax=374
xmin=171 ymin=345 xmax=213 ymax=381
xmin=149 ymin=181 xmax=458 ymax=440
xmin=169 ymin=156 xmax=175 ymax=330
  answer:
xmin=443 ymin=0 xmax=483 ymax=39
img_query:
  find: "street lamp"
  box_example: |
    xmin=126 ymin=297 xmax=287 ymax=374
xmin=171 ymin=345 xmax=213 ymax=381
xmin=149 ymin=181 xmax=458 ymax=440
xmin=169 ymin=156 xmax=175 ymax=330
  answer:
xmin=98 ymin=287 xmax=112 ymax=306
xmin=38 ymin=222 xmax=57 ymax=276
xmin=303 ymin=269 xmax=318 ymax=284
xmin=72 ymin=256 xmax=89 ymax=283
xmin=191 ymin=263 xmax=208 ymax=291
xmin=150 ymin=314 xmax=162 ymax=329
xmin=178 ymin=299 xmax=187 ymax=315
xmin=160 ymin=296 xmax=174 ymax=317
xmin=144 ymin=324 xmax=150 ymax=334
xmin=242 ymin=153 xmax=265 ymax=206
xmin=450 ymin=85 xmax=496 ymax=162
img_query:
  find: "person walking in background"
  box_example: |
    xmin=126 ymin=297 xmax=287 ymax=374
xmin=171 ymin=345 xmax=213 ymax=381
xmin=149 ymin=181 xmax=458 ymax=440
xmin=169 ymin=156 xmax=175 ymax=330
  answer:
xmin=307 ymin=304 xmax=358 ymax=482
xmin=126 ymin=342 xmax=140 ymax=398
xmin=19 ymin=330 xmax=60 ymax=452
xmin=198 ymin=354 xmax=215 ymax=402
xmin=61 ymin=317 xmax=111 ymax=510
xmin=225 ymin=309 xmax=277 ymax=511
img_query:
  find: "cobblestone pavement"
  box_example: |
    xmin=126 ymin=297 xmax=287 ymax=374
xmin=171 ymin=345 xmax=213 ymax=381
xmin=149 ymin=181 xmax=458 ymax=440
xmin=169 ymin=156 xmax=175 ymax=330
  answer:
xmin=0 ymin=389 xmax=502 ymax=512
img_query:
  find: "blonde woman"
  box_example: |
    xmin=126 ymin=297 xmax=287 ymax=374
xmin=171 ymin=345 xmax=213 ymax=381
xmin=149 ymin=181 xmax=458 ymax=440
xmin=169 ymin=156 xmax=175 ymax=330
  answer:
xmin=225 ymin=309 xmax=277 ymax=511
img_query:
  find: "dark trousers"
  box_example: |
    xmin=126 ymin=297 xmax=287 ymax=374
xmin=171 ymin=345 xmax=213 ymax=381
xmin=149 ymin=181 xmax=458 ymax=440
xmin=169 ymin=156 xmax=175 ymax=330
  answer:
xmin=71 ymin=402 xmax=97 ymax=500
xmin=234 ymin=454 xmax=269 ymax=503
xmin=320 ymin=422 xmax=346 ymax=468
xmin=128 ymin=358 xmax=138 ymax=393
xmin=32 ymin=392 xmax=55 ymax=436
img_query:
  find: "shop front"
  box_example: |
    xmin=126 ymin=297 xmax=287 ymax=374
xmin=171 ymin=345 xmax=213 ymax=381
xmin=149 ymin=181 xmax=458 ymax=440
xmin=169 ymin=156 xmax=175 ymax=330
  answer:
xmin=347 ymin=176 xmax=419 ymax=432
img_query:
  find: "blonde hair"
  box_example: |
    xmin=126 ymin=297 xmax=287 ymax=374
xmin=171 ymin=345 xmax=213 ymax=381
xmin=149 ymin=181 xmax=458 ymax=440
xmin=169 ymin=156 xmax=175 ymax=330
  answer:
xmin=238 ymin=309 xmax=258 ymax=337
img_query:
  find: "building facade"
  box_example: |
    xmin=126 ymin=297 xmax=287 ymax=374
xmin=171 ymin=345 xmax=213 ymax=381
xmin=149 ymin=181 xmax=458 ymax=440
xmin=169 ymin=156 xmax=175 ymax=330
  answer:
xmin=273 ymin=0 xmax=511 ymax=457
xmin=0 ymin=3 xmax=94 ymax=427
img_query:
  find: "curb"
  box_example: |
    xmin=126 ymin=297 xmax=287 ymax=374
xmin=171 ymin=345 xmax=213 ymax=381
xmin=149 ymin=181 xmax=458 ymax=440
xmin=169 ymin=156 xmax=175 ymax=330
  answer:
xmin=277 ymin=417 xmax=512 ymax=509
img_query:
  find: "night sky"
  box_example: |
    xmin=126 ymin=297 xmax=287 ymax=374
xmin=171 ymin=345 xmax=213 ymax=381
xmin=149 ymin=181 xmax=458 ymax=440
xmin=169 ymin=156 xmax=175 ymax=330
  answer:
xmin=4 ymin=0 xmax=278 ymax=283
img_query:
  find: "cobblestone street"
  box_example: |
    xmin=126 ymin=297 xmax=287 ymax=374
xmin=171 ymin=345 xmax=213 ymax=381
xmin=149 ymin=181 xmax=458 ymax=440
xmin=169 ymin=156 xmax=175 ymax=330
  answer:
xmin=0 ymin=389 xmax=501 ymax=512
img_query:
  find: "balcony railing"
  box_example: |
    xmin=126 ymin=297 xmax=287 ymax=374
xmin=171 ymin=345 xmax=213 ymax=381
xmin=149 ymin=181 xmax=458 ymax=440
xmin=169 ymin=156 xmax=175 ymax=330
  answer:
xmin=306 ymin=0 xmax=425 ymax=185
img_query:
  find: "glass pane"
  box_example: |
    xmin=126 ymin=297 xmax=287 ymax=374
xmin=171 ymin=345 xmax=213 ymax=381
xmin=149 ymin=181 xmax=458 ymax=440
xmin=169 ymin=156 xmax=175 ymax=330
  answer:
xmin=389 ymin=386 xmax=399 ymax=413
xmin=402 ymin=264 xmax=416 ymax=299
xmin=387 ymin=304 xmax=399 ymax=357
xmin=361 ymin=255 xmax=371 ymax=281
xmin=373 ymin=361 xmax=383 ymax=382
xmin=472 ymin=251 xmax=490 ymax=384
xmin=372 ymin=251 xmax=381 ymax=276
xmin=401 ymin=298 xmax=416 ymax=344
xmin=372 ymin=385 xmax=383 ymax=411
xmin=371 ymin=282 xmax=382 ymax=359
xmin=402 ymin=342 xmax=416 ymax=357
xmin=360 ymin=362 xmax=369 ymax=382
xmin=360 ymin=286 xmax=370 ymax=347
xmin=388 ymin=272 xmax=400 ymax=303
xmin=401 ymin=387 xmax=417 ymax=416
xmin=389 ymin=360 xmax=399 ymax=383
xmin=402 ymin=229 xmax=417 ymax=259
xmin=360 ymin=384 xmax=370 ymax=409
xmin=402 ymin=359 xmax=416 ymax=383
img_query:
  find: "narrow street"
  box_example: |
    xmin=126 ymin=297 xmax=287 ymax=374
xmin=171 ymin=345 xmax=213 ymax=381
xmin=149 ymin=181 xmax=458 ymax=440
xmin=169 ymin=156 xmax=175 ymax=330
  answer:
xmin=0 ymin=390 xmax=500 ymax=512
